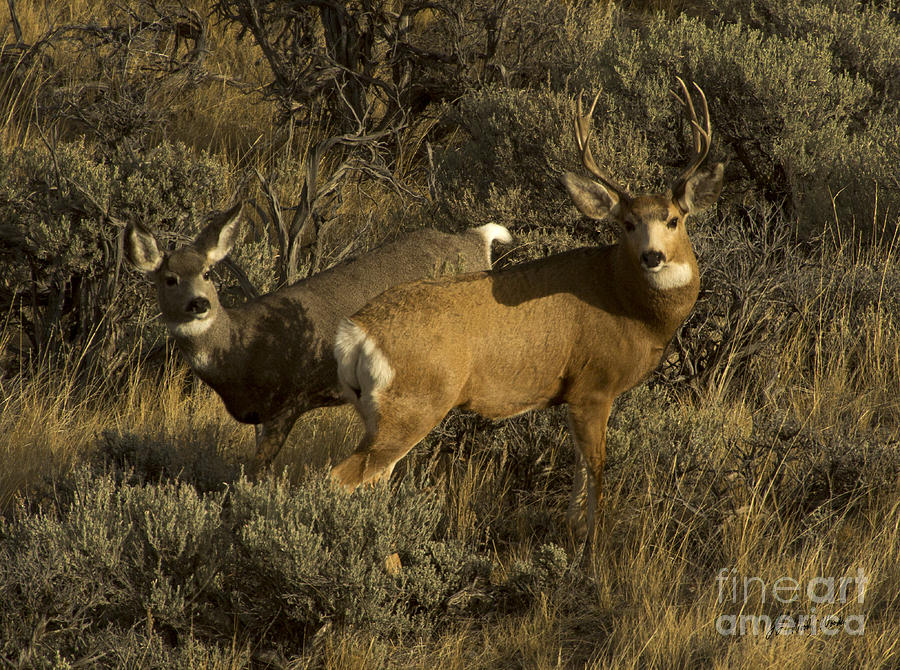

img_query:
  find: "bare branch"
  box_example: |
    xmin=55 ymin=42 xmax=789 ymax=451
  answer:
xmin=7 ymin=0 xmax=23 ymax=43
xmin=219 ymin=257 xmax=260 ymax=300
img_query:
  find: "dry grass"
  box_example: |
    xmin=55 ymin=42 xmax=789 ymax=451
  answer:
xmin=782 ymin=230 xmax=900 ymax=438
xmin=1 ymin=171 xmax=897 ymax=665
xmin=0 ymin=336 xmax=365 ymax=513
xmin=1 ymin=0 xmax=898 ymax=666
xmin=2 ymin=0 xmax=271 ymax=155
xmin=2 ymin=234 xmax=898 ymax=665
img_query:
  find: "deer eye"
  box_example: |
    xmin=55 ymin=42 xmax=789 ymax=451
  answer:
xmin=667 ymin=217 xmax=679 ymax=229
xmin=164 ymin=275 xmax=178 ymax=287
xmin=624 ymin=220 xmax=636 ymax=233
xmin=202 ymin=270 xmax=211 ymax=281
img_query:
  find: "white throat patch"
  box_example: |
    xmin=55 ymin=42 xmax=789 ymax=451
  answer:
xmin=167 ymin=317 xmax=213 ymax=338
xmin=645 ymin=262 xmax=694 ymax=291
xmin=188 ymin=349 xmax=212 ymax=371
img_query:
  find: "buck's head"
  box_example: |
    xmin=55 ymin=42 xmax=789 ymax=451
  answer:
xmin=562 ymin=79 xmax=724 ymax=292
xmin=125 ymin=202 xmax=242 ymax=339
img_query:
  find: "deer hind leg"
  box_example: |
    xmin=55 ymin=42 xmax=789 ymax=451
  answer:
xmin=331 ymin=395 xmax=448 ymax=491
xmin=332 ymin=317 xmax=455 ymax=490
xmin=566 ymin=398 xmax=612 ymax=536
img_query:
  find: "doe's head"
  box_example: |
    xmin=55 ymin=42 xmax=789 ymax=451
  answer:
xmin=562 ymin=79 xmax=724 ymax=291
xmin=125 ymin=202 xmax=242 ymax=338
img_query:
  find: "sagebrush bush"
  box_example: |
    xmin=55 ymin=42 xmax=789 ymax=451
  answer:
xmin=436 ymin=1 xmax=898 ymax=242
xmin=0 ymin=139 xmax=276 ymax=377
xmin=228 ymin=473 xmax=491 ymax=642
xmin=0 ymin=467 xmax=229 ymax=667
xmin=0 ymin=449 xmax=592 ymax=666
xmin=716 ymin=0 xmax=900 ymax=102
xmin=1 ymin=0 xmax=899 ymax=666
xmin=600 ymin=381 xmax=900 ymax=579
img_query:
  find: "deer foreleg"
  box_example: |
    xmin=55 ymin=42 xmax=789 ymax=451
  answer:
xmin=566 ymin=398 xmax=612 ymax=535
xmin=251 ymin=409 xmax=302 ymax=475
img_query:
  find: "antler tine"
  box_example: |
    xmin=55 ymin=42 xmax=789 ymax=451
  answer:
xmin=674 ymin=77 xmax=701 ymax=155
xmin=675 ymin=77 xmax=712 ymax=157
xmin=672 ymin=78 xmax=713 ymax=189
xmin=573 ymin=89 xmax=628 ymax=199
xmin=691 ymin=80 xmax=712 ymax=155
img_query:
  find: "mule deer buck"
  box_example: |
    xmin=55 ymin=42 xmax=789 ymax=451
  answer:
xmin=125 ymin=204 xmax=511 ymax=472
xmin=331 ymin=79 xmax=724 ymax=533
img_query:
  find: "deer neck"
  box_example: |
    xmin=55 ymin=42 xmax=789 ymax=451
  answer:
xmin=169 ymin=307 xmax=235 ymax=377
xmin=611 ymin=244 xmax=699 ymax=339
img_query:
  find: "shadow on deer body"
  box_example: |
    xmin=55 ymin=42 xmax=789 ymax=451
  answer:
xmin=125 ymin=203 xmax=512 ymax=473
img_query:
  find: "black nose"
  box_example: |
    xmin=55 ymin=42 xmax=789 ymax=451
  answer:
xmin=641 ymin=250 xmax=665 ymax=269
xmin=186 ymin=297 xmax=211 ymax=315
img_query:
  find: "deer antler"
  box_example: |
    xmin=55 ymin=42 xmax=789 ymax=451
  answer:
xmin=670 ymin=77 xmax=713 ymax=193
xmin=574 ymin=90 xmax=629 ymax=200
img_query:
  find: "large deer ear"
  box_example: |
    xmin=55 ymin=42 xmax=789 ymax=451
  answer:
xmin=675 ymin=163 xmax=724 ymax=214
xmin=561 ymin=172 xmax=617 ymax=220
xmin=193 ymin=202 xmax=242 ymax=264
xmin=125 ymin=223 xmax=163 ymax=273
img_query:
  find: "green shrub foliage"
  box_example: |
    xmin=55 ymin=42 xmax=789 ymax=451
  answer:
xmin=4 ymin=380 xmax=898 ymax=665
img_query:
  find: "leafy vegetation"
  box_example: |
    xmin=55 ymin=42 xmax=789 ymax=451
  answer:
xmin=0 ymin=0 xmax=898 ymax=666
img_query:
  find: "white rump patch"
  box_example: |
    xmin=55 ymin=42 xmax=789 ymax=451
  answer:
xmin=334 ymin=318 xmax=394 ymax=430
xmin=475 ymin=223 xmax=513 ymax=259
xmin=645 ymin=262 xmax=694 ymax=291
xmin=167 ymin=317 xmax=213 ymax=338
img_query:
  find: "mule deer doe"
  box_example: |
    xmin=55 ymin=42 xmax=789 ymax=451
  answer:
xmin=331 ymin=79 xmax=724 ymax=532
xmin=125 ymin=204 xmax=511 ymax=472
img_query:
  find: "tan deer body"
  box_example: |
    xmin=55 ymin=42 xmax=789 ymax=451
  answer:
xmin=332 ymin=81 xmax=724 ymax=531
xmin=125 ymin=205 xmax=511 ymax=472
